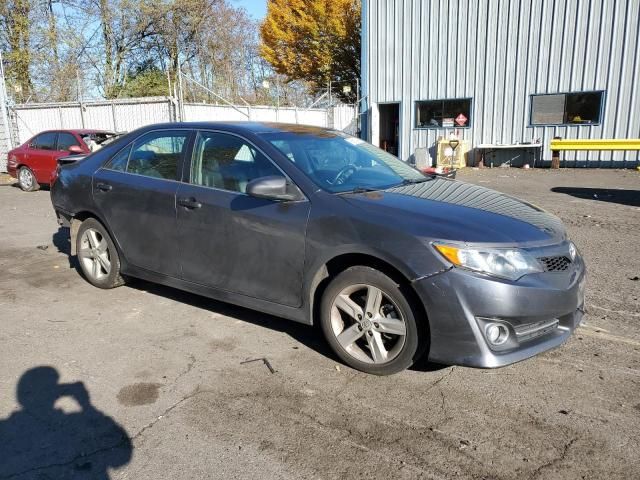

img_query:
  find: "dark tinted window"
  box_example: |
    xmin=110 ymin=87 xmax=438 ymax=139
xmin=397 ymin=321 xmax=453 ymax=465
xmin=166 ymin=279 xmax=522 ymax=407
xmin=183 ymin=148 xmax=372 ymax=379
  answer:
xmin=415 ymin=99 xmax=472 ymax=128
xmin=105 ymin=145 xmax=132 ymax=172
xmin=126 ymin=130 xmax=189 ymax=180
xmin=531 ymin=91 xmax=604 ymax=125
xmin=57 ymin=132 xmax=80 ymax=151
xmin=190 ymin=132 xmax=281 ymax=193
xmin=32 ymin=132 xmax=57 ymax=150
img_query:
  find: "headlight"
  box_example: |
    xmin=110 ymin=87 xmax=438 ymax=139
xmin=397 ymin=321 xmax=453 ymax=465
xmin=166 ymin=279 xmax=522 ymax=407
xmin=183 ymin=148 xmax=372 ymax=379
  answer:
xmin=433 ymin=243 xmax=544 ymax=280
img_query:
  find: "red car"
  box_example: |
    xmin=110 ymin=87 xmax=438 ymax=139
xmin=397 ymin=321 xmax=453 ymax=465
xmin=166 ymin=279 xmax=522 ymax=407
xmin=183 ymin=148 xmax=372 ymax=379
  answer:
xmin=7 ymin=129 xmax=115 ymax=191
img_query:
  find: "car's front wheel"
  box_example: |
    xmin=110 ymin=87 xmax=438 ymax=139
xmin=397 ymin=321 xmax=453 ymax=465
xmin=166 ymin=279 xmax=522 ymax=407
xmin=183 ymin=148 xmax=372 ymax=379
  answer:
xmin=76 ymin=218 xmax=125 ymax=289
xmin=17 ymin=166 xmax=39 ymax=192
xmin=320 ymin=266 xmax=426 ymax=375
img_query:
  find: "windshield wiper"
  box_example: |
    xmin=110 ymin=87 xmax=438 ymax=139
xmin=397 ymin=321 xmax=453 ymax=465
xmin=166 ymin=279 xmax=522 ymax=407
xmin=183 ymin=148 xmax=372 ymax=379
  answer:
xmin=336 ymin=186 xmax=381 ymax=194
xmin=396 ymin=178 xmax=432 ymax=186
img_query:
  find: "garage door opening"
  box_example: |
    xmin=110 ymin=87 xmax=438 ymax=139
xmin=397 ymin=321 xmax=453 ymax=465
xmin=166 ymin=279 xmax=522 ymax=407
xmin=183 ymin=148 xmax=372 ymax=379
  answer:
xmin=379 ymin=103 xmax=400 ymax=156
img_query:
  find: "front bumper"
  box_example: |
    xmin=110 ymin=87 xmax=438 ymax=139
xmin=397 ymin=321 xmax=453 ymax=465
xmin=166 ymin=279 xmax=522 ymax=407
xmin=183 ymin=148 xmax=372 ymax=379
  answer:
xmin=413 ymin=258 xmax=586 ymax=368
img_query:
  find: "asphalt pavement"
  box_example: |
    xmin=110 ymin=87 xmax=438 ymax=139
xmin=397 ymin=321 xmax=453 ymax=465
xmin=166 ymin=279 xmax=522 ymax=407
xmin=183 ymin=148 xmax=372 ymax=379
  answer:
xmin=1 ymin=168 xmax=638 ymax=479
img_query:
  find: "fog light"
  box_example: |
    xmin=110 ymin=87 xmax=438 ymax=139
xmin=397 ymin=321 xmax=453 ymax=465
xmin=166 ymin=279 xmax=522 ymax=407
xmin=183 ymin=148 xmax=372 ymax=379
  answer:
xmin=485 ymin=323 xmax=509 ymax=346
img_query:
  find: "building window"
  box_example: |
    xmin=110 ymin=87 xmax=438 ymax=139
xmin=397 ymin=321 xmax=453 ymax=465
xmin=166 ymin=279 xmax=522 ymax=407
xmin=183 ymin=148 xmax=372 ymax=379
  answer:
xmin=415 ymin=98 xmax=472 ymax=128
xmin=530 ymin=91 xmax=604 ymax=125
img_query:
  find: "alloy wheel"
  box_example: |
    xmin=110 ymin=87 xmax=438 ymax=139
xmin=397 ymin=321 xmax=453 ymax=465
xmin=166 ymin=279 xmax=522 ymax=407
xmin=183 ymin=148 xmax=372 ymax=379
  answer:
xmin=19 ymin=168 xmax=34 ymax=190
xmin=330 ymin=284 xmax=407 ymax=364
xmin=78 ymin=228 xmax=111 ymax=281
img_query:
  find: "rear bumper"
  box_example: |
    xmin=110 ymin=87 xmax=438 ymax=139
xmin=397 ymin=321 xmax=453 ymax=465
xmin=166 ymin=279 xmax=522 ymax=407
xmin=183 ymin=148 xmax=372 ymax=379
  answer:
xmin=413 ymin=260 xmax=586 ymax=368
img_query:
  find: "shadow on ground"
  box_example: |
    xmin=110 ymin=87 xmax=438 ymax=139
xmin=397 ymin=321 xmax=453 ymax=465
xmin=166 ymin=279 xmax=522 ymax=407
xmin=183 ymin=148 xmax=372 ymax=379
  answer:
xmin=0 ymin=366 xmax=131 ymax=479
xmin=127 ymin=277 xmax=445 ymax=373
xmin=551 ymin=187 xmax=640 ymax=207
xmin=53 ymin=226 xmax=78 ymax=269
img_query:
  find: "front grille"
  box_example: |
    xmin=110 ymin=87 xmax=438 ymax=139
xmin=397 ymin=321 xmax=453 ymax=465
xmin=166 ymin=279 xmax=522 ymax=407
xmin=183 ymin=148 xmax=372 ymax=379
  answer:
xmin=539 ymin=255 xmax=572 ymax=272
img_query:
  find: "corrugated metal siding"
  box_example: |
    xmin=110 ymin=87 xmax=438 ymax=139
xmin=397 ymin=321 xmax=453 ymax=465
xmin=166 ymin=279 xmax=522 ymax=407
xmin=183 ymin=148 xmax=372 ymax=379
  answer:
xmin=364 ymin=0 xmax=640 ymax=166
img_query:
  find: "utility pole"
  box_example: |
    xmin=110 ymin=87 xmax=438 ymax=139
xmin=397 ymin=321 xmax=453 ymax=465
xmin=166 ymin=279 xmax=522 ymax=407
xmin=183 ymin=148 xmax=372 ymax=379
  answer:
xmin=177 ymin=67 xmax=185 ymax=121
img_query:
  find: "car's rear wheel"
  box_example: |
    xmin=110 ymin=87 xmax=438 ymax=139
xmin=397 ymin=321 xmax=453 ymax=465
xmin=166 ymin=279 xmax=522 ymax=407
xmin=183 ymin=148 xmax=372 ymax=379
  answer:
xmin=320 ymin=266 xmax=425 ymax=375
xmin=18 ymin=166 xmax=39 ymax=192
xmin=76 ymin=218 xmax=125 ymax=289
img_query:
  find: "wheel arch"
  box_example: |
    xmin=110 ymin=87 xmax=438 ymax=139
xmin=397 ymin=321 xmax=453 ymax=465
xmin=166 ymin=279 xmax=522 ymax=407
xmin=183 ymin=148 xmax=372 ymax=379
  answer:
xmin=308 ymin=252 xmax=429 ymax=331
xmin=69 ymin=210 xmax=121 ymax=258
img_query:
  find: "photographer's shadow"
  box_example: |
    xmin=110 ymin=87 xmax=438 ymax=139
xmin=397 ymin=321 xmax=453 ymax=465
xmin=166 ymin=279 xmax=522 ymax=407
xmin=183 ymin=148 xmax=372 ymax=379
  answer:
xmin=0 ymin=366 xmax=131 ymax=479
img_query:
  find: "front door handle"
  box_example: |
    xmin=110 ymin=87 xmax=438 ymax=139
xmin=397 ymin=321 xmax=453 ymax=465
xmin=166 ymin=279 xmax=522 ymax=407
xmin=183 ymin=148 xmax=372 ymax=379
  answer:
xmin=177 ymin=197 xmax=202 ymax=209
xmin=96 ymin=182 xmax=112 ymax=192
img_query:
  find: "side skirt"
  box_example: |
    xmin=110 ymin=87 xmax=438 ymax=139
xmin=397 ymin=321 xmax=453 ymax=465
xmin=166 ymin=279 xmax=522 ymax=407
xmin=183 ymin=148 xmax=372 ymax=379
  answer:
xmin=122 ymin=264 xmax=312 ymax=326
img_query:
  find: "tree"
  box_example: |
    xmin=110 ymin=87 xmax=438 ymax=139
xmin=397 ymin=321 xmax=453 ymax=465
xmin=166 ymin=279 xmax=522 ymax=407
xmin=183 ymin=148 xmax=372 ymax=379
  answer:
xmin=260 ymin=0 xmax=360 ymax=103
xmin=95 ymin=0 xmax=155 ymax=98
xmin=117 ymin=68 xmax=169 ymax=97
xmin=0 ymin=0 xmax=33 ymax=102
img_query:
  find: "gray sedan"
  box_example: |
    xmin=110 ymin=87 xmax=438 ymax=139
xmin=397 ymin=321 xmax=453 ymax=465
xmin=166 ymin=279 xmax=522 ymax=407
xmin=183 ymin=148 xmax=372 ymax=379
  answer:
xmin=50 ymin=122 xmax=586 ymax=375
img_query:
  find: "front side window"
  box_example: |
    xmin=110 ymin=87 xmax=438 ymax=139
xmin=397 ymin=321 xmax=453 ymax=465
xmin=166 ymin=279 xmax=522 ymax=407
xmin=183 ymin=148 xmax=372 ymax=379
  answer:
xmin=531 ymin=91 xmax=604 ymax=125
xmin=190 ymin=132 xmax=281 ymax=193
xmin=415 ymin=99 xmax=472 ymax=128
xmin=31 ymin=132 xmax=57 ymax=150
xmin=263 ymin=131 xmax=427 ymax=193
xmin=57 ymin=132 xmax=80 ymax=151
xmin=126 ymin=130 xmax=189 ymax=180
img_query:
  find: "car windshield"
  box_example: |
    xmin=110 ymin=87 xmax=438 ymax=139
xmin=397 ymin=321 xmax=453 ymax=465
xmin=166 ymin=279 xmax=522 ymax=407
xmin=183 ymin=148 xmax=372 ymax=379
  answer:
xmin=261 ymin=131 xmax=428 ymax=193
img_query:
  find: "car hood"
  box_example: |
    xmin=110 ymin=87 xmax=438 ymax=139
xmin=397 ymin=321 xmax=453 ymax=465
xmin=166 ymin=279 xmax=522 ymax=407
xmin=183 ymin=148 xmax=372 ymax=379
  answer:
xmin=342 ymin=178 xmax=567 ymax=245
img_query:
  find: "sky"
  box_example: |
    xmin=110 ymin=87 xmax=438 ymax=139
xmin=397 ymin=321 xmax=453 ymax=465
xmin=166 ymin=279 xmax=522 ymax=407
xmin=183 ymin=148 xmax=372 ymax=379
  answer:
xmin=232 ymin=0 xmax=267 ymax=20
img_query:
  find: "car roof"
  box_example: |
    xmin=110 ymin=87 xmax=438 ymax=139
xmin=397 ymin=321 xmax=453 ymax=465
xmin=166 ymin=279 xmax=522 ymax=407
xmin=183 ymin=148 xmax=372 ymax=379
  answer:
xmin=134 ymin=121 xmax=339 ymax=136
xmin=36 ymin=129 xmax=115 ymax=135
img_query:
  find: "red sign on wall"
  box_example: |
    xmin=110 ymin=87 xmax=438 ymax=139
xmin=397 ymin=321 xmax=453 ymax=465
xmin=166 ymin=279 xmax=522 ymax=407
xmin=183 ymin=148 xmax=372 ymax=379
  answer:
xmin=455 ymin=114 xmax=468 ymax=126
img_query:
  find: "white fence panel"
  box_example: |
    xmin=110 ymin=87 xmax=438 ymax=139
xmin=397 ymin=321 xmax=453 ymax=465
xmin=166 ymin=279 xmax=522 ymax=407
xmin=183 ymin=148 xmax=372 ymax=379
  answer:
xmin=13 ymin=108 xmax=59 ymax=143
xmin=59 ymin=107 xmax=83 ymax=129
xmin=111 ymin=100 xmax=172 ymax=132
xmin=297 ymin=109 xmax=328 ymax=127
xmin=184 ymin=104 xmax=250 ymax=122
xmin=84 ymin=104 xmax=116 ymax=130
xmin=331 ymin=104 xmax=358 ymax=134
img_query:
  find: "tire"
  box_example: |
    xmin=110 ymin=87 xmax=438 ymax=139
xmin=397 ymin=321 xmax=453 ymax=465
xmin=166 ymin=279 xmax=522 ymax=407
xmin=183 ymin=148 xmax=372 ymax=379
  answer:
xmin=76 ymin=218 xmax=125 ymax=289
xmin=320 ymin=266 xmax=426 ymax=375
xmin=17 ymin=166 xmax=40 ymax=192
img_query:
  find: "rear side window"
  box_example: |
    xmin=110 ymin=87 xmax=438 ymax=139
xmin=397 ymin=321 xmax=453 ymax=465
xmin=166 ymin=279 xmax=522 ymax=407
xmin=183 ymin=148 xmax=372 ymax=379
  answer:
xmin=32 ymin=132 xmax=57 ymax=150
xmin=126 ymin=130 xmax=189 ymax=180
xmin=57 ymin=132 xmax=80 ymax=151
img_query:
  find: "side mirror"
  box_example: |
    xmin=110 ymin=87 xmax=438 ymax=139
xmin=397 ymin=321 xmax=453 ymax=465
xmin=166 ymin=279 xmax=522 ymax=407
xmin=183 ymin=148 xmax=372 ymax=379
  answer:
xmin=246 ymin=175 xmax=304 ymax=202
xmin=68 ymin=145 xmax=84 ymax=154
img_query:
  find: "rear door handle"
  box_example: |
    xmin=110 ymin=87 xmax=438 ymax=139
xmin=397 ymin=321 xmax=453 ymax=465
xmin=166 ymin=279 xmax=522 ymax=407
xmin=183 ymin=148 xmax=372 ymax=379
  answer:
xmin=177 ymin=197 xmax=202 ymax=209
xmin=96 ymin=182 xmax=112 ymax=192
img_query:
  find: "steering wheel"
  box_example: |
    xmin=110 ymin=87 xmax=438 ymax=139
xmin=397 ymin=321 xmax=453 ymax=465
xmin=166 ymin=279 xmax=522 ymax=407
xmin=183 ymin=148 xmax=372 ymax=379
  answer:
xmin=331 ymin=165 xmax=357 ymax=185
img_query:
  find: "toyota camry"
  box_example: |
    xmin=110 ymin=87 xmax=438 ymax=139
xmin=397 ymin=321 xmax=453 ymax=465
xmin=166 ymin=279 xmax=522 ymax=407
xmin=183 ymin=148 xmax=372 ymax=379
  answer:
xmin=50 ymin=122 xmax=586 ymax=375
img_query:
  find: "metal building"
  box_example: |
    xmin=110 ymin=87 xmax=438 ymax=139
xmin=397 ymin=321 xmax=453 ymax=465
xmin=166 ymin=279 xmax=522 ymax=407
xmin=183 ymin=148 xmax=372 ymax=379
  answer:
xmin=361 ymin=0 xmax=640 ymax=167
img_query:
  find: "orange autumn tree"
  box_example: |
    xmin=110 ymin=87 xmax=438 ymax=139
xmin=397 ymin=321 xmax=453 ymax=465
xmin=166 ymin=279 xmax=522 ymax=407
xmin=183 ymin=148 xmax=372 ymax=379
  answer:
xmin=260 ymin=0 xmax=360 ymax=103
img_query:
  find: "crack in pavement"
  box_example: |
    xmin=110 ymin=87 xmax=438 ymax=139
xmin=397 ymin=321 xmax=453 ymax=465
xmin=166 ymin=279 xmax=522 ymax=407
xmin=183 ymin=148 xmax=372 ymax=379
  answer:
xmin=529 ymin=437 xmax=578 ymax=479
xmin=424 ymin=366 xmax=456 ymax=394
